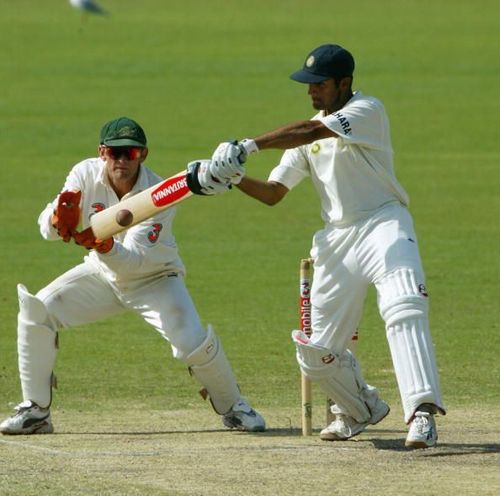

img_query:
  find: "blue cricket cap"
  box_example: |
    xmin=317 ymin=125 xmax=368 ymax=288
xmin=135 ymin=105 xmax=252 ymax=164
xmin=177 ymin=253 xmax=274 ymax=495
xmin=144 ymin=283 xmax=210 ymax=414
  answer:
xmin=290 ymin=44 xmax=355 ymax=83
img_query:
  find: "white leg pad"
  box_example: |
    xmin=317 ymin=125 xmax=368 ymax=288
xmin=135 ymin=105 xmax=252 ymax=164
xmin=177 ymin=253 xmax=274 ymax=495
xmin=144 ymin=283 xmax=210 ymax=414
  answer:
xmin=386 ymin=317 xmax=445 ymax=422
xmin=185 ymin=325 xmax=240 ymax=415
xmin=378 ymin=269 xmax=445 ymax=422
xmin=17 ymin=284 xmax=58 ymax=408
xmin=292 ymin=330 xmax=381 ymax=423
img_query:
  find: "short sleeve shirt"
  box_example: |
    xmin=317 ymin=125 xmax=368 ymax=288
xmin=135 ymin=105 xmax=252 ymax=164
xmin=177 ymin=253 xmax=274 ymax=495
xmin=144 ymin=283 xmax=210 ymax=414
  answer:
xmin=268 ymin=92 xmax=409 ymax=226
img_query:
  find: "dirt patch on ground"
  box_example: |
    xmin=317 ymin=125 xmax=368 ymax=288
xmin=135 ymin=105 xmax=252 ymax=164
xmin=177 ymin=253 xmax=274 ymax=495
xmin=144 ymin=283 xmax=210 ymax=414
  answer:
xmin=0 ymin=406 xmax=499 ymax=495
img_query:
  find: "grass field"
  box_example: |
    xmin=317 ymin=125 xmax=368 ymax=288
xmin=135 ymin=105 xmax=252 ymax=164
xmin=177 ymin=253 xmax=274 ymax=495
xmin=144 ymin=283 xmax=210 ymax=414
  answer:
xmin=1 ymin=1 xmax=499 ymax=494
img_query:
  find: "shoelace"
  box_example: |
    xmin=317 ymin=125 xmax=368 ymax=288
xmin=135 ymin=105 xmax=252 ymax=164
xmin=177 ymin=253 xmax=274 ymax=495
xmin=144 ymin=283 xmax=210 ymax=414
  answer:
xmin=333 ymin=415 xmax=353 ymax=437
xmin=414 ymin=413 xmax=430 ymax=434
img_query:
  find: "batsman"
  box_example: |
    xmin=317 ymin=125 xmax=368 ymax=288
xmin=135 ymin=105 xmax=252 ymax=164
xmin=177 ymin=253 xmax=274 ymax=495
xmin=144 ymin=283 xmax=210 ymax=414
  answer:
xmin=0 ymin=117 xmax=265 ymax=435
xmin=202 ymin=44 xmax=446 ymax=448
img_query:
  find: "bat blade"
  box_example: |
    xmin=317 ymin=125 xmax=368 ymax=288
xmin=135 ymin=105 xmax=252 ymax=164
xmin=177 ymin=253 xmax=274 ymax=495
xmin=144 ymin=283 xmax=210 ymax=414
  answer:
xmin=90 ymin=170 xmax=193 ymax=239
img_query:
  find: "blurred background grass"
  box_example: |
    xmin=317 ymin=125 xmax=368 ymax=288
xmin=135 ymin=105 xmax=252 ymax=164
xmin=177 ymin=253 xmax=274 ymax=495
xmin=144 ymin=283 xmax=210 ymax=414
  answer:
xmin=0 ymin=0 xmax=499 ymax=418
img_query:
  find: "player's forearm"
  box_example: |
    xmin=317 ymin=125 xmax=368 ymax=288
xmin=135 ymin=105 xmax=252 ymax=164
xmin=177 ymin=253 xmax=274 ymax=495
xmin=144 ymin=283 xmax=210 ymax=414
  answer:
xmin=236 ymin=177 xmax=288 ymax=206
xmin=38 ymin=203 xmax=60 ymax=240
xmin=253 ymin=120 xmax=335 ymax=150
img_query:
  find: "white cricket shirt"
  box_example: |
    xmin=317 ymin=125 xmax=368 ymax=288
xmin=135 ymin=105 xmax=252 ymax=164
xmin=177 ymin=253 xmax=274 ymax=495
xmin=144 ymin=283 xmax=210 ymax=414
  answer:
xmin=268 ymin=91 xmax=409 ymax=227
xmin=38 ymin=158 xmax=184 ymax=289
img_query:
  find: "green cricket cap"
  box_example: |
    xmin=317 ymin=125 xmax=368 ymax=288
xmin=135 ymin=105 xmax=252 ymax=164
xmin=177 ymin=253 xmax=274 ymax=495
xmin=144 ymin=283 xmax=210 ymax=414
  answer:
xmin=99 ymin=117 xmax=147 ymax=147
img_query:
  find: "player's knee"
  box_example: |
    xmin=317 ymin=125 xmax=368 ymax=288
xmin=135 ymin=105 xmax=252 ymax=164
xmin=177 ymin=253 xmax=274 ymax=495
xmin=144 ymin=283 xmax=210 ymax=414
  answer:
xmin=380 ymin=296 xmax=427 ymax=328
xmin=33 ymin=286 xmax=70 ymax=331
xmin=166 ymin=321 xmax=207 ymax=362
xmin=18 ymin=284 xmax=58 ymax=332
xmin=183 ymin=325 xmax=219 ymax=367
xmin=376 ymin=268 xmax=429 ymax=327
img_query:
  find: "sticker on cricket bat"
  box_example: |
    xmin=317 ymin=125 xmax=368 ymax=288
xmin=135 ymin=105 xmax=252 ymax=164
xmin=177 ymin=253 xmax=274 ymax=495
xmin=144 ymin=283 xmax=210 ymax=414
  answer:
xmin=151 ymin=174 xmax=190 ymax=206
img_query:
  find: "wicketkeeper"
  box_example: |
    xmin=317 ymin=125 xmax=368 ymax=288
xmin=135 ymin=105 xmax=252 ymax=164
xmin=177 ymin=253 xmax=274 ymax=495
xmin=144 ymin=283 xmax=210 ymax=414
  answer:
xmin=0 ymin=117 xmax=265 ymax=435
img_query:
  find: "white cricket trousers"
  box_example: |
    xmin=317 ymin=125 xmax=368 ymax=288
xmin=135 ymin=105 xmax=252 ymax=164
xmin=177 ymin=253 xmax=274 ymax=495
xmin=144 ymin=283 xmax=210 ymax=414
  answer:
xmin=37 ymin=262 xmax=207 ymax=360
xmin=19 ymin=263 xmax=243 ymax=414
xmin=309 ymin=202 xmax=445 ymax=421
xmin=310 ymin=203 xmax=423 ymax=349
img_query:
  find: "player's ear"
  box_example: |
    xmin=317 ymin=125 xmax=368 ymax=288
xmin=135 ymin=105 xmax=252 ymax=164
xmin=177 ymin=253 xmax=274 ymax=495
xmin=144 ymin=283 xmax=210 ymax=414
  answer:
xmin=98 ymin=145 xmax=107 ymax=160
xmin=140 ymin=147 xmax=149 ymax=161
xmin=339 ymin=76 xmax=352 ymax=91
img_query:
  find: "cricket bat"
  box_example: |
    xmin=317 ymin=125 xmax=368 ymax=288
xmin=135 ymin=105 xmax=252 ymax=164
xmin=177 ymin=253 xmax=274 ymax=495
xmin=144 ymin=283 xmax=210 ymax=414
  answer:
xmin=90 ymin=170 xmax=192 ymax=240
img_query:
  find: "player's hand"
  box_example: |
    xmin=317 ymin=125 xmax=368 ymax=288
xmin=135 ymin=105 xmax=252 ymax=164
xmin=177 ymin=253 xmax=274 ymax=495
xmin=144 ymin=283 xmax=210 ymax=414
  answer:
xmin=186 ymin=159 xmax=231 ymax=196
xmin=51 ymin=190 xmax=82 ymax=242
xmin=210 ymin=141 xmax=246 ymax=185
xmin=73 ymin=227 xmax=114 ymax=254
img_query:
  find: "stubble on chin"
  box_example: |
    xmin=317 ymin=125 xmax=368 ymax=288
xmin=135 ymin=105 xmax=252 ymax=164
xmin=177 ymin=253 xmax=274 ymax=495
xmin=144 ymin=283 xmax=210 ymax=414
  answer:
xmin=311 ymin=100 xmax=322 ymax=111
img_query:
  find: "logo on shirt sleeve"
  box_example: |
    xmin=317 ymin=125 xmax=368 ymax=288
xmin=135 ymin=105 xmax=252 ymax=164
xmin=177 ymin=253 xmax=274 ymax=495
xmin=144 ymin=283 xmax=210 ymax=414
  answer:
xmin=147 ymin=223 xmax=163 ymax=243
xmin=333 ymin=112 xmax=352 ymax=135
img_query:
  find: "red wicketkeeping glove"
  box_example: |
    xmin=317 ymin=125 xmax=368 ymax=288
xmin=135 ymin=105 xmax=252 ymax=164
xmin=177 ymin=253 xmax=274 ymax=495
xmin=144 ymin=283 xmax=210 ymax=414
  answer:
xmin=73 ymin=227 xmax=114 ymax=254
xmin=51 ymin=190 xmax=82 ymax=242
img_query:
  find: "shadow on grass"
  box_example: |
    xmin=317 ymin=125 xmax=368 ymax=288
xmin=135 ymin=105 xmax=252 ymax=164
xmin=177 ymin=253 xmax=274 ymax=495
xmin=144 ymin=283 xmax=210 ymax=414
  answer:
xmin=51 ymin=426 xmax=409 ymax=439
xmin=52 ymin=426 xmax=308 ymax=437
xmin=54 ymin=428 xmax=237 ymax=436
xmin=371 ymin=438 xmax=500 ymax=454
xmin=50 ymin=427 xmax=323 ymax=438
xmin=417 ymin=442 xmax=500 ymax=456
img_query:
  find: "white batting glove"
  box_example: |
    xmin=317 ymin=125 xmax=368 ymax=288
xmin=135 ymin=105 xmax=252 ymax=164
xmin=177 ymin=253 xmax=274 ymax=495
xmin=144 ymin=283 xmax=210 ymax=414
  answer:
xmin=210 ymin=141 xmax=247 ymax=185
xmin=186 ymin=159 xmax=231 ymax=196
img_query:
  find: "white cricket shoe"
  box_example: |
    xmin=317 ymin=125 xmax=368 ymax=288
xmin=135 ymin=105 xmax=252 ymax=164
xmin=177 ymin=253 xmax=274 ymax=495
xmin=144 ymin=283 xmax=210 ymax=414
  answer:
xmin=223 ymin=398 xmax=266 ymax=432
xmin=0 ymin=401 xmax=53 ymax=435
xmin=320 ymin=399 xmax=390 ymax=441
xmin=405 ymin=411 xmax=437 ymax=448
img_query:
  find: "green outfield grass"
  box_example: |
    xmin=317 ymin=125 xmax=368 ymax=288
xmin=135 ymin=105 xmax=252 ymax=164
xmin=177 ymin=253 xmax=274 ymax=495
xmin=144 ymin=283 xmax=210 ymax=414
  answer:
xmin=1 ymin=1 xmax=499 ymax=494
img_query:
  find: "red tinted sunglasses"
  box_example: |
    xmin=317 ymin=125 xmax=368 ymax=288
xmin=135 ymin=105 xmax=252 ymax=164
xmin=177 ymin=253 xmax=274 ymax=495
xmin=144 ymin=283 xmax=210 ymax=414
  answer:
xmin=105 ymin=146 xmax=143 ymax=160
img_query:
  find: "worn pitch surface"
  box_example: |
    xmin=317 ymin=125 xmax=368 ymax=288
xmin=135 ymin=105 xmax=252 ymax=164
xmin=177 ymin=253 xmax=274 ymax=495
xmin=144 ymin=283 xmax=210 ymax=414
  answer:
xmin=1 ymin=407 xmax=499 ymax=496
